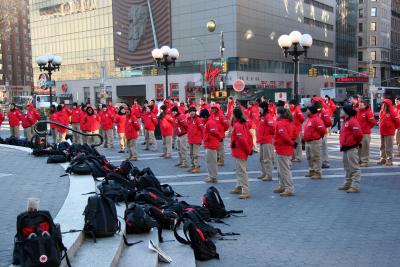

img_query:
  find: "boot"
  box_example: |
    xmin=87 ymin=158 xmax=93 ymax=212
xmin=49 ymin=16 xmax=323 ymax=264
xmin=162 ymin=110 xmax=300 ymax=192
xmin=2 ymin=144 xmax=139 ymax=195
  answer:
xmin=191 ymin=167 xmax=200 ymax=174
xmin=385 ymin=160 xmax=393 ymax=166
xmin=377 ymin=159 xmax=386 ymax=165
xmin=360 ymin=162 xmax=368 ymax=167
xmin=304 ymin=170 xmax=315 ymax=177
xmin=310 ymin=172 xmax=322 ymax=180
xmin=204 ymin=177 xmax=217 ymax=183
xmin=346 ymin=187 xmax=360 ymax=193
xmin=239 ymin=192 xmax=251 ymax=199
xmin=164 ymin=154 xmax=172 ymax=159
xmin=338 ymin=183 xmax=351 ymax=191
xmin=257 ymin=174 xmax=266 ymax=180
xmin=230 ymin=186 xmax=242 ymax=194
xmin=262 ymin=176 xmax=272 ymax=181
xmin=187 ymin=166 xmax=195 ymax=172
xmin=217 ymin=160 xmax=224 ymax=166
xmin=175 ymin=162 xmax=183 ymax=167
xmin=273 ymin=187 xmax=285 ymax=194
xmin=179 ymin=163 xmax=189 ymax=168
xmin=280 ymin=191 xmax=295 ymax=197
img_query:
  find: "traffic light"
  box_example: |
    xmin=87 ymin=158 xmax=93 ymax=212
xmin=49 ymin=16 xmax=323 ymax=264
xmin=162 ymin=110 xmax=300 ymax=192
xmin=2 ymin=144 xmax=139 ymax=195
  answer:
xmin=308 ymin=68 xmax=318 ymax=77
xmin=369 ymin=67 xmax=376 ymax=77
xmin=151 ymin=68 xmax=158 ymax=76
xmin=222 ymin=61 xmax=228 ymax=73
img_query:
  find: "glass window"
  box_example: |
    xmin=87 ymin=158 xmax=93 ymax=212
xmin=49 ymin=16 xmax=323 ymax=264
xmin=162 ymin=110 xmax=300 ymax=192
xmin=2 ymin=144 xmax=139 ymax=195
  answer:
xmin=370 ymin=36 xmax=377 ymax=46
xmin=371 ymin=7 xmax=377 ymax=17
xmin=359 ymin=9 xmax=363 ymax=17
xmin=371 ymin=22 xmax=376 ymax=31
xmin=358 ymin=52 xmax=363 ymax=61
xmin=358 ymin=37 xmax=363 ymax=46
xmin=359 ymin=23 xmax=363 ymax=32
xmin=370 ymin=51 xmax=376 ymax=61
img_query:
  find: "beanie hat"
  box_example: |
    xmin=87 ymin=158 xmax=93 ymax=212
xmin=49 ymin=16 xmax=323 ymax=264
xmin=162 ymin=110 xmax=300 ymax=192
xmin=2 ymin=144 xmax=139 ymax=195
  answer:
xmin=233 ymin=108 xmax=243 ymax=118
xmin=188 ymin=106 xmax=197 ymax=113
xmin=307 ymin=105 xmax=318 ymax=114
xmin=199 ymin=109 xmax=210 ymax=118
xmin=314 ymin=101 xmax=322 ymax=111
xmin=342 ymin=104 xmax=356 ymax=117
xmin=171 ymin=106 xmax=179 ymax=112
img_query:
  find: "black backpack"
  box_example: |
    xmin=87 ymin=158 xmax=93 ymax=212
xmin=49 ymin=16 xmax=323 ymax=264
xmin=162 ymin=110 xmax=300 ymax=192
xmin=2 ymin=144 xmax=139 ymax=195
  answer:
xmin=203 ymin=186 xmax=243 ymax=218
xmin=124 ymin=204 xmax=157 ymax=234
xmin=167 ymin=201 xmax=211 ymax=222
xmin=135 ymin=187 xmax=175 ymax=208
xmin=47 ymin=154 xmax=68 ymax=164
xmin=12 ymin=210 xmax=71 ymax=267
xmin=97 ymin=172 xmax=136 ymax=202
xmin=173 ymin=215 xmax=219 ymax=261
xmin=83 ymin=195 xmax=120 ymax=241
xmin=144 ymin=205 xmax=178 ymax=230
xmin=135 ymin=170 xmax=162 ymax=191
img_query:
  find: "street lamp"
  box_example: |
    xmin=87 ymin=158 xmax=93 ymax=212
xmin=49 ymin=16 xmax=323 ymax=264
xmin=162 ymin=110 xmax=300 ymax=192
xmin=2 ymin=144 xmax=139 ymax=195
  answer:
xmin=36 ymin=54 xmax=62 ymax=106
xmin=151 ymin=46 xmax=179 ymax=99
xmin=278 ymin=31 xmax=313 ymax=102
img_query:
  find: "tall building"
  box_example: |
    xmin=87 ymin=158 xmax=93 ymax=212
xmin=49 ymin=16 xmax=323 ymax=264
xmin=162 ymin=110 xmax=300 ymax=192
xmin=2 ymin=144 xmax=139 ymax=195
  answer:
xmin=391 ymin=0 xmax=400 ymax=86
xmin=30 ymin=0 xmax=336 ymax=105
xmin=0 ymin=0 xmax=33 ymax=102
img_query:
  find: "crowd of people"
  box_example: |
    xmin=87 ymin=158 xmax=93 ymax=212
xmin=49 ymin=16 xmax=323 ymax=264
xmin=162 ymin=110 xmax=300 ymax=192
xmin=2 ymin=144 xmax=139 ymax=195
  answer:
xmin=1 ymin=94 xmax=400 ymax=199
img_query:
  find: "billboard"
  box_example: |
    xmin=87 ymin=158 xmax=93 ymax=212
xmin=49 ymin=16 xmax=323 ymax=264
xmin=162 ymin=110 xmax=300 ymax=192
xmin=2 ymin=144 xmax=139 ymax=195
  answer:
xmin=113 ymin=0 xmax=171 ymax=66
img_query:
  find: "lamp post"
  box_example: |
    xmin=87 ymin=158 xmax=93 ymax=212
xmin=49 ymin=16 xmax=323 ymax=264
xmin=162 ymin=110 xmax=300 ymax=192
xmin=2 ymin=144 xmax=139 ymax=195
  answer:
xmin=36 ymin=54 xmax=62 ymax=106
xmin=151 ymin=46 xmax=179 ymax=99
xmin=191 ymin=37 xmax=208 ymax=102
xmin=278 ymin=31 xmax=313 ymax=102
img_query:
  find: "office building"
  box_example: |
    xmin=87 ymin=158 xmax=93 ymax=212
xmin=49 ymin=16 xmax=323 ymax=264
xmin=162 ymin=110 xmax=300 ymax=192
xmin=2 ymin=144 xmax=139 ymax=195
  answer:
xmin=391 ymin=0 xmax=400 ymax=86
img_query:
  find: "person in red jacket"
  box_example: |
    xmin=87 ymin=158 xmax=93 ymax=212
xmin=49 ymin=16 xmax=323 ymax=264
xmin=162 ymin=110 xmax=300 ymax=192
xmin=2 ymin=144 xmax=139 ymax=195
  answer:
xmin=142 ymin=105 xmax=158 ymax=151
xmin=273 ymin=107 xmax=297 ymax=197
xmin=303 ymin=105 xmax=326 ymax=179
xmin=99 ymin=104 xmax=115 ymax=148
xmin=378 ymin=97 xmax=400 ymax=166
xmin=211 ymin=104 xmax=229 ymax=166
xmin=171 ymin=106 xmax=189 ymax=167
xmin=324 ymin=95 xmax=337 ymax=116
xmin=268 ymin=100 xmax=277 ymax=117
xmin=200 ymin=108 xmax=224 ymax=183
xmin=256 ymin=102 xmax=275 ymax=181
xmin=187 ymin=106 xmax=203 ymax=173
xmin=70 ymin=103 xmax=82 ymax=144
xmin=312 ymin=98 xmax=332 ymax=168
xmin=338 ymin=104 xmax=363 ymax=193
xmin=7 ymin=103 xmax=22 ymax=138
xmin=395 ymin=96 xmax=400 ymax=156
xmin=125 ymin=109 xmax=141 ymax=161
xmin=83 ymin=106 xmax=100 ymax=146
xmin=80 ymin=105 xmax=88 ymax=144
xmin=230 ymin=108 xmax=253 ymax=199
xmin=114 ymin=106 xmax=127 ymax=153
xmin=289 ymin=99 xmax=305 ymax=162
xmin=49 ymin=105 xmax=58 ymax=144
xmin=159 ymin=105 xmax=174 ymax=158
xmin=22 ymin=103 xmax=40 ymax=140
xmin=54 ymin=105 xmax=69 ymax=142
xmin=150 ymin=99 xmax=159 ymax=116
xmin=357 ymin=99 xmax=376 ymax=167
xmin=247 ymin=101 xmax=260 ymax=153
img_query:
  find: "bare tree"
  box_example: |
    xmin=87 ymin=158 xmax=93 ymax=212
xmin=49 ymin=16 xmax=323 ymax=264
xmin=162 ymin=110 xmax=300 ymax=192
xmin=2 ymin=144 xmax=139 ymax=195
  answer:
xmin=0 ymin=0 xmax=19 ymax=41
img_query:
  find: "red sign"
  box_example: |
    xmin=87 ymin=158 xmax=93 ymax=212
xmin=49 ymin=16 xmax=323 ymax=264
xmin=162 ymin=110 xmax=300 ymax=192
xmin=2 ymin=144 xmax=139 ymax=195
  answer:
xmin=335 ymin=77 xmax=369 ymax=83
xmin=61 ymin=83 xmax=68 ymax=93
xmin=233 ymin=80 xmax=245 ymax=92
xmin=155 ymin=84 xmax=164 ymax=100
xmin=205 ymin=63 xmax=221 ymax=90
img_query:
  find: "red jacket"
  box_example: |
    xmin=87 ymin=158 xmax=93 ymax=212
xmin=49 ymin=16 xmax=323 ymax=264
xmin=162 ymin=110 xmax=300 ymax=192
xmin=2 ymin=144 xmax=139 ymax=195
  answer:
xmin=274 ymin=118 xmax=296 ymax=156
xmin=290 ymin=105 xmax=305 ymax=133
xmin=142 ymin=111 xmax=158 ymax=131
xmin=247 ymin=104 xmax=260 ymax=129
xmin=226 ymin=101 xmax=234 ymax=120
xmin=174 ymin=113 xmax=188 ymax=137
xmin=131 ymin=104 xmax=142 ymax=118
xmin=203 ymin=118 xmax=224 ymax=150
xmin=80 ymin=112 xmax=87 ymax=131
xmin=319 ymin=108 xmax=333 ymax=129
xmin=326 ymin=99 xmax=337 ymax=116
xmin=7 ymin=109 xmax=22 ymax=127
xmin=54 ymin=111 xmax=69 ymax=133
xmin=114 ymin=114 xmax=127 ymax=133
xmin=84 ymin=113 xmax=100 ymax=132
xmin=231 ymin=121 xmax=253 ymax=160
xmin=379 ymin=99 xmax=400 ymax=136
xmin=27 ymin=105 xmax=40 ymax=125
xmin=21 ymin=114 xmax=32 ymax=128
xmin=340 ymin=116 xmax=363 ymax=149
xmin=99 ymin=110 xmax=114 ymax=130
xmin=256 ymin=113 xmax=275 ymax=144
xmin=125 ymin=115 xmax=141 ymax=140
xmin=303 ymin=114 xmax=326 ymax=142
xmin=0 ymin=112 xmax=4 ymax=126
xmin=152 ymin=104 xmax=159 ymax=115
xmin=187 ymin=116 xmax=204 ymax=145
xmin=160 ymin=114 xmax=174 ymax=137
xmin=107 ymin=105 xmax=117 ymax=115
xmin=49 ymin=113 xmax=57 ymax=129
xmin=268 ymin=103 xmax=276 ymax=116
xmin=357 ymin=108 xmax=376 ymax=134
xmin=71 ymin=107 xmax=82 ymax=123
xmin=178 ymin=103 xmax=186 ymax=114
xmin=211 ymin=107 xmax=229 ymax=138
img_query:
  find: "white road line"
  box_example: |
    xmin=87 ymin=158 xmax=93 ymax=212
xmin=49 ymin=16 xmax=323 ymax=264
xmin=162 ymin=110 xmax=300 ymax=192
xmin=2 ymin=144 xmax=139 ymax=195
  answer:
xmin=156 ymin=165 xmax=400 ymax=179
xmin=0 ymin=172 xmax=13 ymax=178
xmin=167 ymin=172 xmax=400 ymax=186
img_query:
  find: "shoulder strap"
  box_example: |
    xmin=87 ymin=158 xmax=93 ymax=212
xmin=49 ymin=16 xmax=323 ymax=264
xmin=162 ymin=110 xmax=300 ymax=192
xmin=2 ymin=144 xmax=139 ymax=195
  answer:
xmin=173 ymin=218 xmax=190 ymax=245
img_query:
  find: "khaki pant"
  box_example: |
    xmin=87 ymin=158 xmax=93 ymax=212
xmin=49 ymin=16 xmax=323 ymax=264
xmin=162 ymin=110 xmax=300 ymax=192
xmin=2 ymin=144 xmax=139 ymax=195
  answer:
xmin=358 ymin=134 xmax=371 ymax=164
xmin=72 ymin=123 xmax=81 ymax=144
xmin=144 ymin=129 xmax=149 ymax=146
xmin=259 ymin=143 xmax=273 ymax=178
xmin=293 ymin=133 xmax=303 ymax=161
xmin=127 ymin=139 xmax=137 ymax=159
xmin=24 ymin=127 xmax=33 ymax=140
xmin=118 ymin=133 xmax=126 ymax=150
xmin=81 ymin=130 xmax=88 ymax=144
xmin=10 ymin=126 xmax=20 ymax=138
xmin=178 ymin=134 xmax=188 ymax=164
xmin=206 ymin=149 xmax=218 ymax=180
xmin=217 ymin=140 xmax=225 ymax=162
xmin=343 ymin=148 xmax=361 ymax=190
xmin=103 ymin=129 xmax=113 ymax=148
xmin=50 ymin=128 xmax=57 ymax=144
xmin=380 ymin=135 xmax=394 ymax=161
xmin=147 ymin=131 xmax=157 ymax=151
xmin=396 ymin=129 xmax=400 ymax=154
xmin=172 ymin=133 xmax=177 ymax=148
xmin=306 ymin=139 xmax=322 ymax=173
xmin=189 ymin=144 xmax=201 ymax=168
xmin=321 ymin=135 xmax=329 ymax=165
xmin=57 ymin=131 xmax=66 ymax=142
xmin=87 ymin=130 xmax=99 ymax=146
xmin=163 ymin=136 xmax=172 ymax=156
xmin=235 ymin=158 xmax=249 ymax=194
xmin=249 ymin=128 xmax=259 ymax=152
xmin=277 ymin=155 xmax=294 ymax=193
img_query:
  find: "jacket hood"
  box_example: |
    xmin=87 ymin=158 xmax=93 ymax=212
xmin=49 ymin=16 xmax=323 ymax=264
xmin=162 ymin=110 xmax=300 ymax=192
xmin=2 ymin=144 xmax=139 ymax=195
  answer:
xmin=383 ymin=98 xmax=393 ymax=106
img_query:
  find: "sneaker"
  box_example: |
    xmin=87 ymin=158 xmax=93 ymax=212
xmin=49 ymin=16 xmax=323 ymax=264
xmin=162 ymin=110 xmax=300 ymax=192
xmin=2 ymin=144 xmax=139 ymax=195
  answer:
xmin=179 ymin=164 xmax=189 ymax=169
xmin=346 ymin=187 xmax=360 ymax=193
xmin=175 ymin=162 xmax=183 ymax=167
xmin=321 ymin=163 xmax=330 ymax=169
xmin=338 ymin=184 xmax=351 ymax=190
xmin=273 ymin=187 xmax=285 ymax=194
xmin=257 ymin=174 xmax=266 ymax=180
xmin=239 ymin=193 xmax=251 ymax=199
xmin=304 ymin=171 xmax=315 ymax=177
xmin=377 ymin=159 xmax=386 ymax=165
xmin=164 ymin=155 xmax=172 ymax=159
xmin=191 ymin=167 xmax=201 ymax=174
xmin=217 ymin=160 xmax=225 ymax=166
xmin=204 ymin=177 xmax=217 ymax=183
xmin=310 ymin=172 xmax=322 ymax=180
xmin=261 ymin=176 xmax=272 ymax=181
xmin=230 ymin=186 xmax=242 ymax=194
xmin=385 ymin=161 xmax=393 ymax=166
xmin=280 ymin=191 xmax=294 ymax=197
xmin=118 ymin=150 xmax=125 ymax=153
xmin=360 ymin=163 xmax=368 ymax=167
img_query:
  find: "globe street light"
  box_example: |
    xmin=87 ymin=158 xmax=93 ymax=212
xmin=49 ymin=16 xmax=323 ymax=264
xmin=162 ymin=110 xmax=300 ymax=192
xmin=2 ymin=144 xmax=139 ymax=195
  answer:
xmin=36 ymin=54 xmax=62 ymax=107
xmin=278 ymin=31 xmax=313 ymax=102
xmin=151 ymin=46 xmax=179 ymax=99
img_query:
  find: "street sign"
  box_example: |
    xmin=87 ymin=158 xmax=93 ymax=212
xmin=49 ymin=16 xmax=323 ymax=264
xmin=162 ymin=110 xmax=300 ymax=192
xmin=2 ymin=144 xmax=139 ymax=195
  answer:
xmin=46 ymin=80 xmax=55 ymax=87
xmin=233 ymin=79 xmax=245 ymax=92
xmin=332 ymin=74 xmax=347 ymax=78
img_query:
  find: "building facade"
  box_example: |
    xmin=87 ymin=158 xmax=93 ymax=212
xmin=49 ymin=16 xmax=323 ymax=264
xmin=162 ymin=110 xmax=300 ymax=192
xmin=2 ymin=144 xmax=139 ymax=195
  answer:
xmin=391 ymin=0 xmax=400 ymax=86
xmin=30 ymin=0 xmax=336 ymax=106
xmin=0 ymin=0 xmax=33 ymax=103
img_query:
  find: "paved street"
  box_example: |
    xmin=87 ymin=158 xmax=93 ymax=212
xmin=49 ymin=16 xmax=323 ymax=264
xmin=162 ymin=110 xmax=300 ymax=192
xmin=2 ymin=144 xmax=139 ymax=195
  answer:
xmin=0 ymin=146 xmax=69 ymax=267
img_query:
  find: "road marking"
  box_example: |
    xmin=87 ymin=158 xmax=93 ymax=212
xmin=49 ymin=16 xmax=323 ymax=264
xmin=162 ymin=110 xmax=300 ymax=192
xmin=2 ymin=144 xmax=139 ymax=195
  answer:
xmin=0 ymin=172 xmax=13 ymax=178
xmin=156 ymin=165 xmax=400 ymax=180
xmin=167 ymin=172 xmax=400 ymax=186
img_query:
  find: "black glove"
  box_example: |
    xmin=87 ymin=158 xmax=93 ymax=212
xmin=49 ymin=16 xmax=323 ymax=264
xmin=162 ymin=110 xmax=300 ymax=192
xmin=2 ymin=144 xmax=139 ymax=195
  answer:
xmin=231 ymin=141 xmax=236 ymax=148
